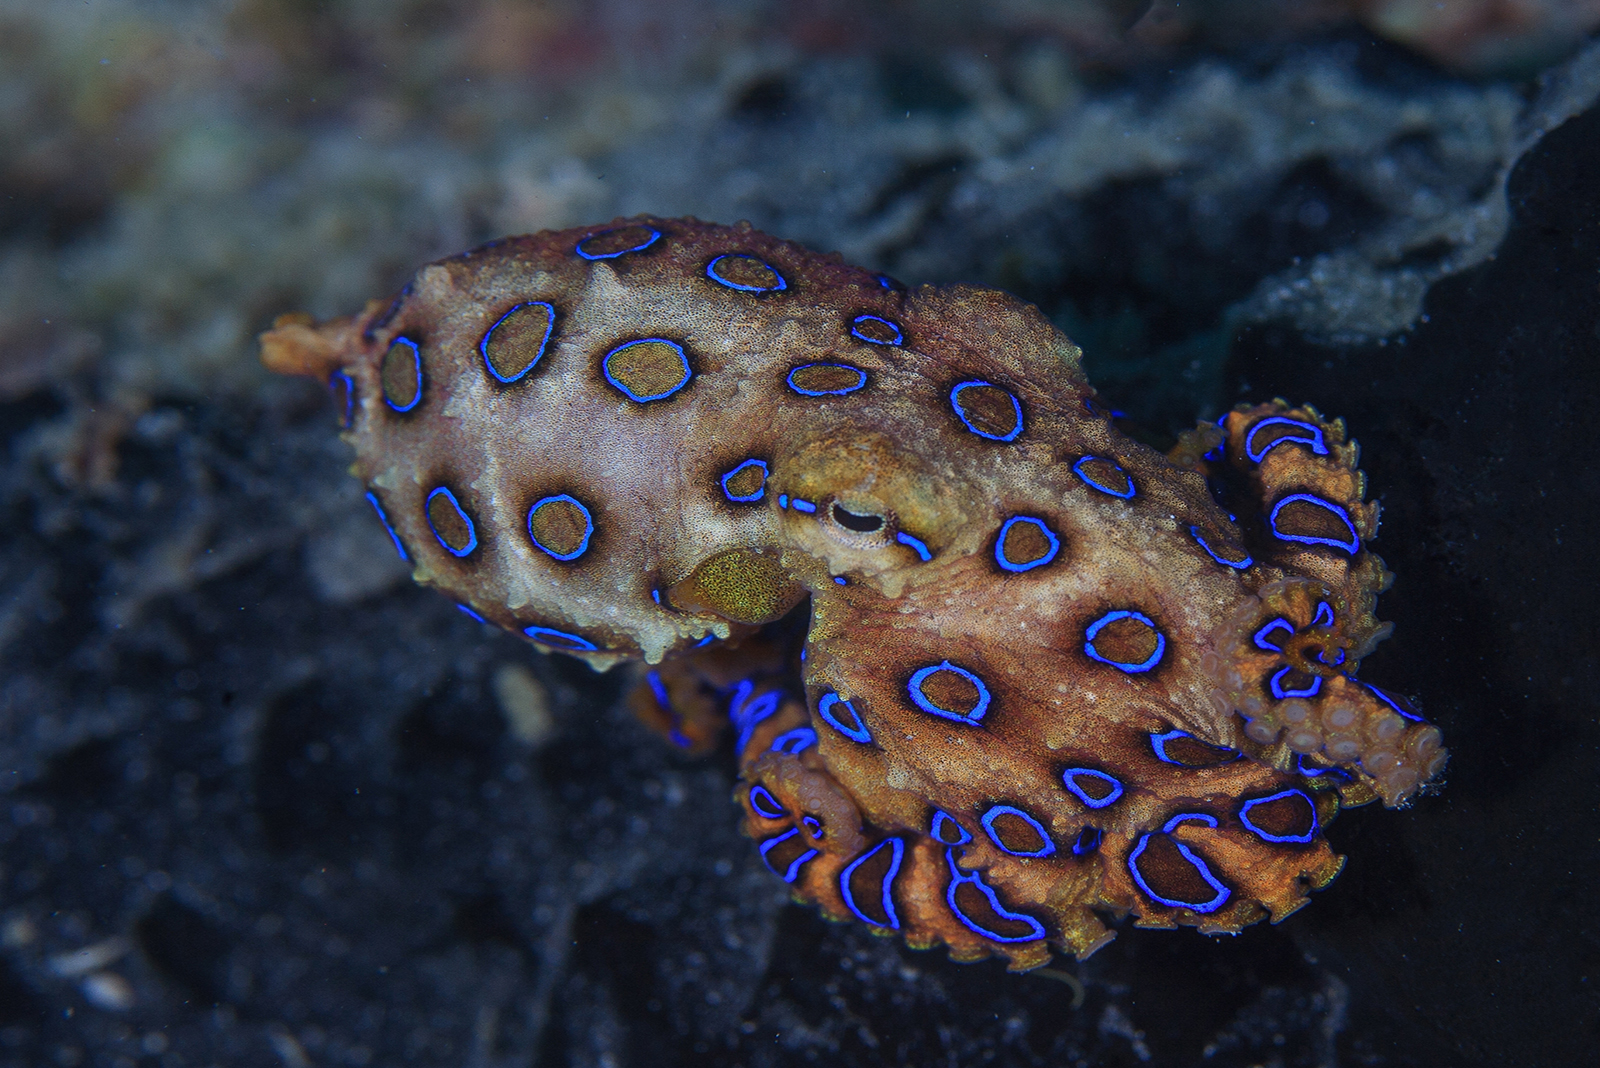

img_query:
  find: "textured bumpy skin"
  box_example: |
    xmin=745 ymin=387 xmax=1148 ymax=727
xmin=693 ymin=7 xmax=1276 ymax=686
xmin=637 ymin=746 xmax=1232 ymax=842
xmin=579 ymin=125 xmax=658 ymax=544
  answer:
xmin=262 ymin=217 xmax=1446 ymax=969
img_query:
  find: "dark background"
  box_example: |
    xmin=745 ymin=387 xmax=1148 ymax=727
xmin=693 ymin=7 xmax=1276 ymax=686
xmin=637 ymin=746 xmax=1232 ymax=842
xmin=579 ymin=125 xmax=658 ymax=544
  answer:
xmin=1 ymin=3 xmax=1597 ymax=1065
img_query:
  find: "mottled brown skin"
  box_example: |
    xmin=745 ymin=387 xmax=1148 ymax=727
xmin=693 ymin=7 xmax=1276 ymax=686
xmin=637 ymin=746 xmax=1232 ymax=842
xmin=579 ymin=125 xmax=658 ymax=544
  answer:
xmin=262 ymin=217 xmax=1446 ymax=970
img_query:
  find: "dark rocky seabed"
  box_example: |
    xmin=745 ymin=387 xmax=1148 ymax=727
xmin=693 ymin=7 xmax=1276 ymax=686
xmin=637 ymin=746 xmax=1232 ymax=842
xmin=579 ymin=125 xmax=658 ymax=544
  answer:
xmin=1 ymin=11 xmax=1597 ymax=1067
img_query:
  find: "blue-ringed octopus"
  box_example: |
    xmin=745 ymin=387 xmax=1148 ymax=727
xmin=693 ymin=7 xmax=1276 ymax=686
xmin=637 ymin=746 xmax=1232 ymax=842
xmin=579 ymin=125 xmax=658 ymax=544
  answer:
xmin=261 ymin=216 xmax=1446 ymax=970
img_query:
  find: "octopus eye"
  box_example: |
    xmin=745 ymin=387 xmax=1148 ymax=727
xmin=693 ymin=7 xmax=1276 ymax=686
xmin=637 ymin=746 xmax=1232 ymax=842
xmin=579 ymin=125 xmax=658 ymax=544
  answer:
xmin=830 ymin=503 xmax=884 ymax=533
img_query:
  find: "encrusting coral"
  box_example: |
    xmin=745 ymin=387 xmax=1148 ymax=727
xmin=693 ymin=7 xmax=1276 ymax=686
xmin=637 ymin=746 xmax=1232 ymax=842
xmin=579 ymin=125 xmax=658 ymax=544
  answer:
xmin=261 ymin=217 xmax=1446 ymax=970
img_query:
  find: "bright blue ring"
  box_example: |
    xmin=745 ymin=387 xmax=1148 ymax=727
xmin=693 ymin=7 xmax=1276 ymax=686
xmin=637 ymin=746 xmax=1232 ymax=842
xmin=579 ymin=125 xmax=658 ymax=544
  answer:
xmin=1296 ymin=753 xmax=1354 ymax=781
xmin=980 ymin=805 xmax=1056 ymax=858
xmin=840 ymin=838 xmax=904 ymax=929
xmin=601 ymin=338 xmax=692 ymax=402
xmin=1269 ymin=665 xmax=1323 ymax=700
xmin=1061 ymin=768 xmax=1124 ymax=810
xmin=895 ymin=531 xmax=932 ymax=561
xmin=730 ymin=681 xmax=780 ymax=754
xmin=706 ymin=253 xmax=787 ymax=293
xmin=748 ymin=785 xmax=786 ymax=820
xmin=527 ymin=494 xmax=593 ymax=561
xmin=1189 ymin=526 xmax=1252 ymax=568
xmin=1245 ymin=416 xmax=1329 ymax=463
xmin=1269 ymin=493 xmax=1360 ymax=554
xmin=365 ymin=491 xmax=408 ymax=561
xmin=1162 ymin=812 xmax=1219 ymax=833
xmin=1239 ymin=788 xmax=1319 ymax=844
xmin=769 ymin=727 xmax=817 ymax=755
xmin=1128 ymin=832 xmax=1231 ymax=913
xmin=817 ymin=692 xmax=872 ymax=744
xmin=907 ymin=661 xmax=991 ymax=725
xmin=523 ymin=625 xmax=597 ymax=652
xmin=383 ymin=337 xmax=423 ymax=413
xmin=1149 ymin=728 xmax=1240 ymax=766
xmin=479 ymin=301 xmax=555 ymax=384
xmin=719 ymin=458 xmax=768 ymax=503
xmin=930 ymin=810 xmax=972 ymax=846
xmin=1253 ymin=617 xmax=1295 ymax=652
xmin=850 ymin=314 xmax=902 ymax=345
xmin=786 ymin=362 xmax=867 ymax=397
xmin=574 ymin=225 xmax=661 ymax=260
xmin=759 ymin=828 xmax=817 ymax=884
xmin=424 ymin=487 xmax=478 ymax=557
xmin=1083 ymin=610 xmax=1165 ymax=673
xmin=329 ymin=370 xmax=355 ymax=427
xmin=949 ymin=380 xmax=1023 ymax=442
xmin=1361 ymin=680 xmax=1425 ymax=723
xmin=994 ymin=516 xmax=1060 ymax=573
xmin=943 ymin=849 xmax=1047 ymax=942
xmin=791 ymin=498 xmax=817 ymax=514
xmin=1071 ymin=456 xmax=1135 ymax=498
xmin=1312 ymin=601 xmax=1336 ymax=628
xmin=693 ymin=634 xmax=716 ymax=648
xmin=1072 ymin=827 xmax=1103 ymax=856
xmin=456 ymin=604 xmax=485 ymax=623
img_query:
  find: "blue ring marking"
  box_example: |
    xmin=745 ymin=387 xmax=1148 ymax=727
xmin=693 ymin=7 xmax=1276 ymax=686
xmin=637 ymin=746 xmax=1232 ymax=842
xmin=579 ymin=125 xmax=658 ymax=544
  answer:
xmin=693 ymin=634 xmax=716 ymax=648
xmin=850 ymin=314 xmax=903 ymax=345
xmin=1083 ymin=610 xmax=1166 ymax=673
xmin=730 ymin=680 xmax=781 ymax=754
xmin=1162 ymin=812 xmax=1219 ymax=833
xmin=1203 ymin=414 xmax=1226 ymax=462
xmin=1253 ymin=617 xmax=1295 ymax=653
xmin=748 ymin=785 xmax=786 ymax=820
xmin=601 ymin=338 xmax=691 ymax=402
xmin=1127 ymin=832 xmax=1231 ymax=913
xmin=949 ymin=380 xmax=1023 ymax=442
xmin=1061 ymin=768 xmax=1124 ymax=810
xmin=329 ymin=371 xmax=355 ymax=427
xmin=1312 ymin=601 xmax=1336 ymax=628
xmin=1239 ymin=788 xmax=1319 ymax=844
xmin=770 ymin=727 xmax=817 ymax=755
xmin=365 ymin=491 xmax=408 ymax=561
xmin=930 ymin=810 xmax=973 ymax=846
xmin=649 ymin=671 xmax=690 ymax=747
xmin=759 ymin=828 xmax=817 ymax=884
xmin=1269 ymin=493 xmax=1360 ymax=554
xmin=424 ymin=487 xmax=478 ymax=557
xmin=777 ymin=494 xmax=789 ymax=509
xmin=382 ymin=337 xmax=423 ymax=413
xmin=817 ymin=692 xmax=872 ymax=744
xmin=802 ymin=815 xmax=823 ymax=837
xmin=1296 ymin=753 xmax=1354 ymax=781
xmin=1189 ymin=526 xmax=1252 ymax=568
xmin=719 ymin=459 xmax=768 ymax=503
xmin=907 ymin=661 xmax=991 ymax=725
xmin=650 ymin=589 xmax=661 ymax=604
xmin=1269 ymin=665 xmax=1323 ymax=700
xmin=874 ymin=273 xmax=900 ymax=290
xmin=943 ymin=849 xmax=1047 ymax=943
xmin=575 ymin=225 xmax=661 ymax=260
xmin=895 ymin=531 xmax=932 ymax=561
xmin=706 ymin=253 xmax=787 ymax=293
xmin=1245 ymin=416 xmax=1329 ymax=463
xmin=1361 ymin=680 xmax=1425 ymax=723
xmin=1149 ymin=729 xmax=1242 ymax=766
xmin=1072 ymin=827 xmax=1103 ymax=856
xmin=832 ymin=576 xmax=848 ymax=586
xmin=523 ymin=625 xmax=598 ymax=652
xmin=786 ymin=362 xmax=867 ymax=397
xmin=980 ymin=805 xmax=1056 ymax=858
xmin=1071 ymin=456 xmax=1135 ymax=499
xmin=456 ymin=604 xmax=486 ymax=624
xmin=527 ymin=494 xmax=594 ymax=561
xmin=994 ymin=516 xmax=1060 ymax=573
xmin=479 ymin=301 xmax=555 ymax=384
xmin=1314 ymin=645 xmax=1346 ymax=667
xmin=791 ymin=498 xmax=817 ymax=514
xmin=840 ymin=838 xmax=904 ymax=929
